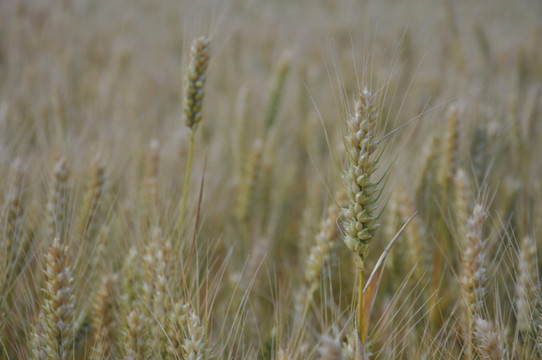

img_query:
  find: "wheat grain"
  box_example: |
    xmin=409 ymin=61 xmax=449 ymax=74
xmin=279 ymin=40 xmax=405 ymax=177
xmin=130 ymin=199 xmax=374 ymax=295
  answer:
xmin=342 ymin=88 xmax=380 ymax=258
xmin=183 ymin=36 xmax=211 ymax=131
xmin=473 ymin=317 xmax=503 ymax=360
xmin=36 ymin=236 xmax=76 ymax=360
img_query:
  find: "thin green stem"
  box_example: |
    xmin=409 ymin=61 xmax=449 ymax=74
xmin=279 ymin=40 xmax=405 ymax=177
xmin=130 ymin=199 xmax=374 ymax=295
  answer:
xmin=356 ymin=260 xmax=365 ymax=345
xmin=179 ymin=131 xmax=195 ymax=236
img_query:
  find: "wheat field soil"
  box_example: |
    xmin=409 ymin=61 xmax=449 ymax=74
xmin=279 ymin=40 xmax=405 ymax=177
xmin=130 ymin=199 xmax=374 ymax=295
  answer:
xmin=0 ymin=0 xmax=541 ymax=359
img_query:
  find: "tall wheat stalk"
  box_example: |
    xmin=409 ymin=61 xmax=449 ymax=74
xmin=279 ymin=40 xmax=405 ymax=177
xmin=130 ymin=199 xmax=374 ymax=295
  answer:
xmin=179 ymin=35 xmax=211 ymax=235
xmin=342 ymin=88 xmax=381 ymax=350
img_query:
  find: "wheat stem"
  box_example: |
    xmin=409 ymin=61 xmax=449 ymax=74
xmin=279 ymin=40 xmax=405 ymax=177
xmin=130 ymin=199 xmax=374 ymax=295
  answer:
xmin=179 ymin=131 xmax=195 ymax=235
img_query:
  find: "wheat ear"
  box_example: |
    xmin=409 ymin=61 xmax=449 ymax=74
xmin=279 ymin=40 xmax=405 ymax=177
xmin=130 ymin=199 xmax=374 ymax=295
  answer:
xmin=143 ymin=228 xmax=173 ymax=357
xmin=342 ymin=88 xmax=380 ymax=256
xmin=34 ymin=236 xmax=76 ymax=360
xmin=236 ymin=138 xmax=264 ymax=238
xmin=78 ymin=155 xmax=107 ymax=244
xmin=454 ymin=168 xmax=471 ymax=245
xmin=123 ymin=310 xmax=145 ymax=360
xmin=0 ymin=158 xmax=25 ymax=287
xmin=180 ymin=303 xmax=212 ymax=360
xmin=90 ymin=273 xmax=119 ymax=359
xmin=438 ymin=104 xmax=460 ymax=196
xmin=460 ymin=204 xmax=487 ymax=360
xmin=293 ymin=190 xmax=344 ymax=348
xmin=473 ymin=317 xmax=503 ymax=360
xmin=515 ymin=236 xmax=538 ymax=341
xmin=399 ymin=191 xmax=429 ymax=281
xmin=264 ymin=54 xmax=290 ymax=130
xmin=46 ymin=157 xmax=70 ymax=243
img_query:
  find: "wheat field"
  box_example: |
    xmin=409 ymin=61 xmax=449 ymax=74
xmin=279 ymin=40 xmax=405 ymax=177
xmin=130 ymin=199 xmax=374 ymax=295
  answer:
xmin=0 ymin=0 xmax=541 ymax=359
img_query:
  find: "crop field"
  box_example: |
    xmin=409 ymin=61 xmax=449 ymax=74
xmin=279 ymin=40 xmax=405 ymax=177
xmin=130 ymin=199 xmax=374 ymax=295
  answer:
xmin=0 ymin=0 xmax=541 ymax=359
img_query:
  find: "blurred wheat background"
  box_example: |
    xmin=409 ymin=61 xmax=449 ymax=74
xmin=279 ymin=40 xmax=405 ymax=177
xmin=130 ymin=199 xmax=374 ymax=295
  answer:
xmin=0 ymin=0 xmax=541 ymax=359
